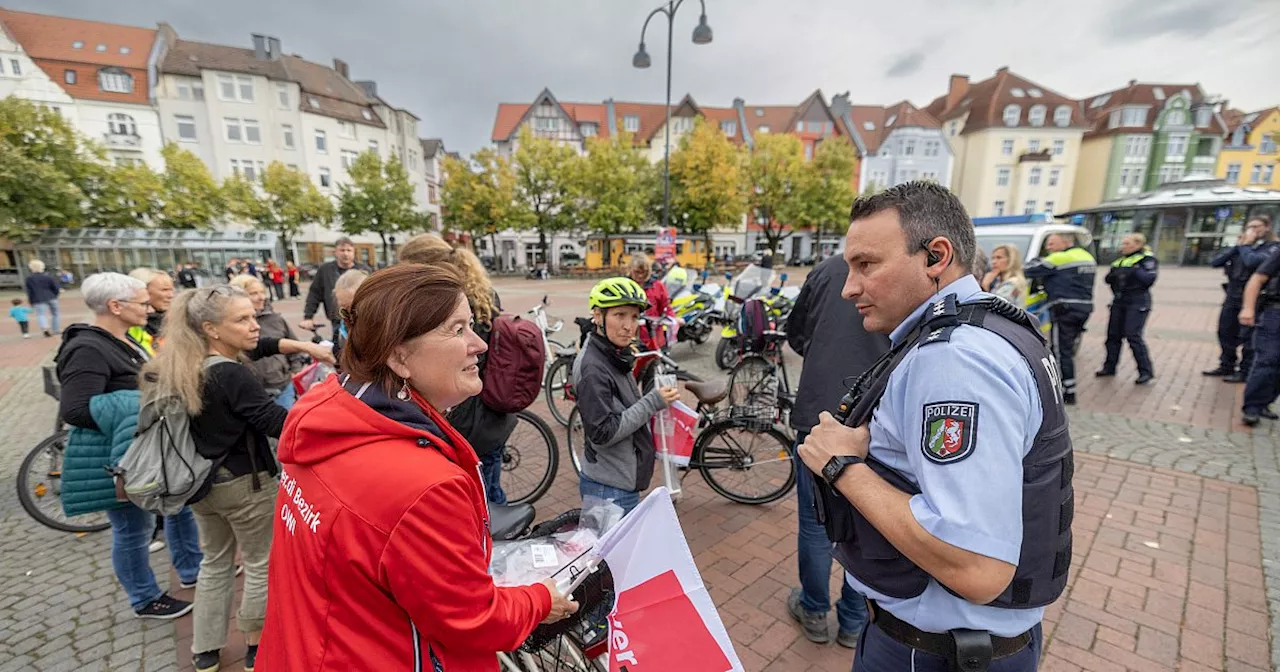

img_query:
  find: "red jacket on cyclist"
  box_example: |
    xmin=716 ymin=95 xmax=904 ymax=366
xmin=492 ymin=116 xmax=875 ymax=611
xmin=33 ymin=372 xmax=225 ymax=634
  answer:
xmin=629 ymin=255 xmax=677 ymax=350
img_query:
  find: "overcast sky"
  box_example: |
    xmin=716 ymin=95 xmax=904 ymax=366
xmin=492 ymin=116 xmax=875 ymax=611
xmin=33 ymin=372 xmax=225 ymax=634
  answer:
xmin=19 ymin=0 xmax=1280 ymax=155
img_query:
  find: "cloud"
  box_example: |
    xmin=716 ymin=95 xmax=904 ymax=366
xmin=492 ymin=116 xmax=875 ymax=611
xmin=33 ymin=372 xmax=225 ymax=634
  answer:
xmin=1102 ymin=0 xmax=1251 ymax=40
xmin=885 ymin=48 xmax=927 ymax=78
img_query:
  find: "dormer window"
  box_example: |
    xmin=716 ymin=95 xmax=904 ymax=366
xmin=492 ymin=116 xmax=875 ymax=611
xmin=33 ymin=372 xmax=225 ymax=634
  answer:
xmin=1028 ymin=105 xmax=1046 ymax=127
xmin=98 ymin=68 xmax=134 ymax=94
xmin=1002 ymin=104 xmax=1021 ymax=126
xmin=1054 ymin=105 xmax=1072 ymax=127
xmin=361 ymin=109 xmax=373 ymax=121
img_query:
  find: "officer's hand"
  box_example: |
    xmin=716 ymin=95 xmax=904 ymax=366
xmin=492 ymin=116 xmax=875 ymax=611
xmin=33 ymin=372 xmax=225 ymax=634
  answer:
xmin=1242 ymin=229 xmax=1259 ymax=245
xmin=1240 ymin=308 xmax=1256 ymax=327
xmin=798 ymin=412 xmax=869 ymax=476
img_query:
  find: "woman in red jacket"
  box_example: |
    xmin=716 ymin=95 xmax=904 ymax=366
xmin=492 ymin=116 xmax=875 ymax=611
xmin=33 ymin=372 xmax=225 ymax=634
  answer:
xmin=257 ymin=264 xmax=576 ymax=671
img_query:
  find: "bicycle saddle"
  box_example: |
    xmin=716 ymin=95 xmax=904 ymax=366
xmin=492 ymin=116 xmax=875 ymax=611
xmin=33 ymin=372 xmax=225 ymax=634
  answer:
xmin=685 ymin=379 xmax=729 ymax=405
xmin=489 ymin=502 xmax=536 ymax=541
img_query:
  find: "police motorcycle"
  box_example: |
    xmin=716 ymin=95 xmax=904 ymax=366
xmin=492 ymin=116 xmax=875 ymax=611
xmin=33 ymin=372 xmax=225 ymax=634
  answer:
xmin=714 ymin=265 xmax=799 ymax=369
xmin=667 ymin=271 xmax=723 ymax=346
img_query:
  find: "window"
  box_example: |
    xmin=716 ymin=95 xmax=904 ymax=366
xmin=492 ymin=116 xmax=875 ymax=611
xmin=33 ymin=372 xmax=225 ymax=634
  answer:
xmin=107 ymin=113 xmax=136 ymax=136
xmin=361 ymin=110 xmax=373 ymax=121
xmin=1044 ymin=201 xmax=1055 ymax=213
xmin=318 ymin=167 xmax=331 ymax=187
xmin=8 ymin=59 xmax=18 ymax=75
xmin=281 ymin=124 xmax=294 ymax=149
xmin=1250 ymin=164 xmax=1262 ymax=184
xmin=1195 ymin=107 xmax=1211 ymax=128
xmin=287 ymin=164 xmax=298 ymax=171
xmin=1002 ymin=105 xmax=1021 ymax=126
xmin=1226 ymin=163 xmax=1242 ymax=183
xmin=804 ymin=143 xmax=813 ymax=160
xmin=1109 ymin=110 xmax=1121 ymax=129
xmin=1165 ymin=109 xmax=1186 ymax=126
xmin=1166 ymin=134 xmax=1188 ymax=159
xmin=1153 ymin=87 xmax=1165 ymax=100
xmin=868 ymin=170 xmax=888 ymax=188
xmin=64 ymin=69 xmax=76 ymax=84
xmin=308 ymin=96 xmax=319 ymax=109
xmin=923 ymin=140 xmax=940 ymax=157
xmin=99 ymin=70 xmax=133 ymax=93
xmin=176 ymin=81 xmax=190 ymax=99
xmin=993 ymin=201 xmax=1005 ymax=216
xmin=1054 ymin=105 xmax=1072 ymax=127
xmin=949 ymin=121 xmax=959 ymax=137
xmin=218 ymin=75 xmax=235 ymax=100
xmin=758 ymin=125 xmax=770 ymax=134
xmin=341 ymin=150 xmax=359 ymax=170
xmin=672 ymin=117 xmax=693 ymax=133
xmin=1029 ymin=105 xmax=1047 ymax=127
xmin=72 ymin=41 xmax=84 ymax=49
xmin=721 ymin=120 xmax=737 ymax=137
xmin=903 ymin=139 xmax=916 ymax=156
xmin=224 ymin=118 xmax=243 ymax=142
xmin=1028 ymin=139 xmax=1041 ymax=153
xmin=1002 ymin=139 xmax=1014 ymax=156
xmin=315 ymin=130 xmax=327 ymax=153
xmin=277 ymin=83 xmax=289 ymax=109
xmin=1261 ymin=133 xmax=1278 ymax=154
xmin=368 ymin=139 xmax=379 ymax=153
xmin=1159 ymin=164 xmax=1185 ymax=184
xmin=232 ymin=159 xmax=264 ymax=182
xmin=921 ymin=170 xmax=938 ymax=182
xmin=1023 ymin=200 xmax=1037 ymax=215
xmin=192 ymin=82 xmax=204 ymax=101
xmin=1052 ymin=139 xmax=1065 ymax=156
xmin=238 ymin=76 xmax=254 ymax=102
xmin=95 ymin=44 xmax=106 ymax=53
xmin=243 ymin=119 xmax=261 ymax=144
xmin=218 ymin=74 xmax=253 ymax=101
xmin=1121 ymin=107 xmax=1146 ymax=127
xmin=996 ymin=167 xmax=1011 ymax=186
xmin=1049 ymin=168 xmax=1061 ymax=186
xmin=886 ymin=115 xmax=897 ymax=127
xmin=1124 ymin=135 xmax=1151 ymax=157
xmin=1119 ymin=168 xmax=1132 ymax=189
xmin=175 ymin=115 xmax=197 ymax=141
xmin=1263 ymin=166 xmax=1276 ymax=184
xmin=120 ymin=47 xmax=130 ymax=55
xmin=338 ymin=121 xmax=356 ymax=139
xmin=623 ymin=115 xmax=640 ymax=132
xmin=580 ymin=122 xmax=598 ymax=137
xmin=796 ymin=121 xmax=805 ymax=133
xmin=1029 ymin=167 xmax=1042 ymax=185
xmin=895 ymin=169 xmax=918 ymax=184
xmin=1010 ymin=88 xmax=1025 ymax=98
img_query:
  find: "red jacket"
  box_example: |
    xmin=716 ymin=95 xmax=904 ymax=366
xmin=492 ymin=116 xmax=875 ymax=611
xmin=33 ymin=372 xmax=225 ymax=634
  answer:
xmin=641 ymin=278 xmax=675 ymax=350
xmin=256 ymin=378 xmax=551 ymax=671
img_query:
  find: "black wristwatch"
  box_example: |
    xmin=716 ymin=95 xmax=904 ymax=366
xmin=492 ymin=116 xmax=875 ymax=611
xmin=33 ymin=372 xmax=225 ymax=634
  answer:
xmin=822 ymin=455 xmax=864 ymax=487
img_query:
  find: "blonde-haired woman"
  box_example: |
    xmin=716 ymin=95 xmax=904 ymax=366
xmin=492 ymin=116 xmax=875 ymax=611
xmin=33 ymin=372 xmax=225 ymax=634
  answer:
xmin=397 ymin=234 xmax=516 ymax=503
xmin=230 ymin=274 xmax=302 ymax=409
xmin=140 ymin=285 xmax=332 ymax=672
xmin=983 ymin=244 xmax=1029 ymax=305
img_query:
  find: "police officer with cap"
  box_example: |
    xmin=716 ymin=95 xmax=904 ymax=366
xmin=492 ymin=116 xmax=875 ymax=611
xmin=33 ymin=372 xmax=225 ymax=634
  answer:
xmin=1096 ymin=233 xmax=1158 ymax=384
xmin=798 ymin=181 xmax=1072 ymax=671
xmin=1024 ymin=233 xmax=1096 ymax=405
xmin=1238 ymin=242 xmax=1280 ymax=425
xmin=1207 ymin=215 xmax=1278 ymax=383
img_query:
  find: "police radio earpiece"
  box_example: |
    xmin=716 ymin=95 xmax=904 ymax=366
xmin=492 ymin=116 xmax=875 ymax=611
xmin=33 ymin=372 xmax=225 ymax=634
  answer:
xmin=921 ymin=240 xmax=941 ymax=267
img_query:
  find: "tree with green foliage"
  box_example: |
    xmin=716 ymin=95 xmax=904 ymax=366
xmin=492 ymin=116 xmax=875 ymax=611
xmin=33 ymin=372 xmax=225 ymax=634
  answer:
xmin=158 ymin=143 xmax=225 ymax=229
xmin=791 ymin=137 xmax=857 ymax=260
xmin=441 ymin=148 xmax=519 ymax=259
xmin=225 ymin=161 xmax=333 ymax=262
xmin=87 ymin=162 xmax=164 ymax=229
xmin=741 ymin=132 xmax=808 ymax=257
xmin=337 ymin=151 xmax=420 ymax=264
xmin=511 ymin=126 xmax=579 ymax=269
xmin=0 ymin=97 xmax=105 ymax=239
xmin=574 ymin=129 xmax=654 ymax=268
xmin=669 ymin=118 xmax=747 ymax=268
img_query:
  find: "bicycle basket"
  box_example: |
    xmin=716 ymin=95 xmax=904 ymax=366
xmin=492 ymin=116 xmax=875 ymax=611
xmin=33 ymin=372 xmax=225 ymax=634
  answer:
xmin=519 ymin=508 xmax=616 ymax=653
xmin=728 ymin=404 xmax=777 ymax=433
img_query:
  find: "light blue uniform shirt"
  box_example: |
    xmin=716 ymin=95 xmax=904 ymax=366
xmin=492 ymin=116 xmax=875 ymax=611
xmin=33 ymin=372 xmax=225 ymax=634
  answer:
xmin=846 ymin=275 xmax=1045 ymax=637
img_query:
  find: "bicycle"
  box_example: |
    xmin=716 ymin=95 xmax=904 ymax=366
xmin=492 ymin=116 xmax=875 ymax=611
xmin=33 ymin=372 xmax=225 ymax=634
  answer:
xmin=565 ymin=349 xmax=795 ymax=506
xmin=499 ymin=409 xmax=561 ymax=505
xmin=16 ymin=366 xmax=111 ymax=533
xmin=727 ymin=329 xmax=796 ymax=433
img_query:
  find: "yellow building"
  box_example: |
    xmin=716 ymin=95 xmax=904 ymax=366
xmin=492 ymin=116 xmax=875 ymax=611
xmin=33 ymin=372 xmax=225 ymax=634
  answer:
xmin=1217 ymin=107 xmax=1279 ymax=189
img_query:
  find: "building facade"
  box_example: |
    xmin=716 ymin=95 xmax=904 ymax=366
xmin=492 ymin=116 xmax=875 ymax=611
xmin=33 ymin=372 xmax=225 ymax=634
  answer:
xmin=1216 ymin=107 xmax=1279 ymax=190
xmin=834 ymin=97 xmax=953 ymax=193
xmin=924 ymin=68 xmax=1088 ymax=217
xmin=1071 ymin=82 xmax=1225 ymax=209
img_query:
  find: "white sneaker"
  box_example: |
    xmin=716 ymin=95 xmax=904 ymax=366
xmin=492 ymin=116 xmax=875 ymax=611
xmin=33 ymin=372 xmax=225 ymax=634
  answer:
xmin=23 ymin=334 xmax=29 ymax=339
xmin=149 ymin=540 xmax=166 ymax=554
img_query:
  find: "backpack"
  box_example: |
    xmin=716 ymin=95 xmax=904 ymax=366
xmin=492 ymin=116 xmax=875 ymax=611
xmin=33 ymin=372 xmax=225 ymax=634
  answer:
xmin=479 ymin=314 xmax=546 ymax=413
xmin=737 ymin=297 xmax=773 ymax=354
xmin=114 ymin=356 xmax=233 ymax=516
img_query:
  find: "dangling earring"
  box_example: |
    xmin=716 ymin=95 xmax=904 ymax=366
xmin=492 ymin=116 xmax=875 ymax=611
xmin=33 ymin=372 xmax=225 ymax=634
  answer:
xmin=396 ymin=378 xmax=411 ymax=401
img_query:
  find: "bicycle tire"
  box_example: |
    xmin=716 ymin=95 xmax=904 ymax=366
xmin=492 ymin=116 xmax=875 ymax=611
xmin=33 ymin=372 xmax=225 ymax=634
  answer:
xmin=502 ymin=410 xmax=560 ymax=505
xmin=695 ymin=421 xmax=796 ymax=505
xmin=17 ymin=431 xmax=110 ymax=533
xmin=728 ymin=354 xmax=777 ymax=409
xmin=567 ymin=406 xmax=586 ymax=478
xmin=544 ymin=356 xmax=576 ymax=427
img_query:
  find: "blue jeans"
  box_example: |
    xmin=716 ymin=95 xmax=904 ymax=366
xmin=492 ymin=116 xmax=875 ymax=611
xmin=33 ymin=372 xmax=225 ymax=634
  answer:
xmin=33 ymin=300 xmax=59 ymax=333
xmin=273 ymin=383 xmax=297 ymax=411
xmin=106 ymin=504 xmax=203 ymax=610
xmin=579 ymin=475 xmax=640 ymax=516
xmin=480 ymin=449 xmax=507 ymax=505
xmin=854 ymin=620 xmax=1042 ymax=671
xmin=793 ymin=432 xmax=868 ymax=635
xmin=1244 ymin=308 xmax=1280 ymax=414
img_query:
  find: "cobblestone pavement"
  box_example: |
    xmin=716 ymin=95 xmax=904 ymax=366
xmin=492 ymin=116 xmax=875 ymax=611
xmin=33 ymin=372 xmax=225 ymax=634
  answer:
xmin=2 ymin=268 xmax=1278 ymax=671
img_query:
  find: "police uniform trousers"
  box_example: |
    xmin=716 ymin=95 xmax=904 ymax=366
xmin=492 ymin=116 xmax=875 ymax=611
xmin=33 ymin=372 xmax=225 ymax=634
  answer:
xmin=1103 ymin=298 xmax=1153 ymax=377
xmin=1243 ymin=306 xmax=1280 ymax=415
xmin=1050 ymin=307 xmax=1090 ymax=396
xmin=1218 ymin=293 xmax=1255 ymax=374
xmin=853 ymin=618 xmax=1043 ymax=671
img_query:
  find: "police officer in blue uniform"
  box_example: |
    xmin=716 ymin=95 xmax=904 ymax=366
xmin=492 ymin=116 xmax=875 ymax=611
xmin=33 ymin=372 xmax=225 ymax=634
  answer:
xmin=1096 ymin=233 xmax=1158 ymax=384
xmin=799 ymin=181 xmax=1071 ymax=671
xmin=1207 ymin=215 xmax=1278 ymax=383
xmin=1238 ymin=244 xmax=1280 ymax=425
xmin=1024 ymin=233 xmax=1096 ymax=405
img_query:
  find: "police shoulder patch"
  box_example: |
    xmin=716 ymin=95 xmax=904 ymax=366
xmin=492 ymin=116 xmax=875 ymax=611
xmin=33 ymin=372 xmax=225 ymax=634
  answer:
xmin=921 ymin=401 xmax=979 ymax=464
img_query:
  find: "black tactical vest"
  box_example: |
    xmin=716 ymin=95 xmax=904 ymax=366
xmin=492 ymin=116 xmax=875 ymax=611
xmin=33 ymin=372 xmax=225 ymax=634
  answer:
xmin=812 ymin=294 xmax=1074 ymax=609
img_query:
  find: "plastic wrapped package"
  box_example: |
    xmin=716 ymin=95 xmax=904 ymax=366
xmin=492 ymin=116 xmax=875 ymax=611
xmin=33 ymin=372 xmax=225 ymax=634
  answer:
xmin=490 ymin=527 xmax=599 ymax=587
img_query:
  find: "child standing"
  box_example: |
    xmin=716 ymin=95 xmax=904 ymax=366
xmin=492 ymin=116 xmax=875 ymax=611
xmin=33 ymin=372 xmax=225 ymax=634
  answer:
xmin=9 ymin=298 xmax=31 ymax=338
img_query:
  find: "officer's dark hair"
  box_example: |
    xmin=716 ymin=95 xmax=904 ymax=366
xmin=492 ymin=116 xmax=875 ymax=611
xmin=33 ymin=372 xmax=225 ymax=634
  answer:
xmin=848 ymin=180 xmax=976 ymax=270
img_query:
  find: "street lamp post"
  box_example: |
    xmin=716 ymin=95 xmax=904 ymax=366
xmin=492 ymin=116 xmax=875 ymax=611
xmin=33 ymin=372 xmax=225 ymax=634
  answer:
xmin=633 ymin=0 xmax=712 ymax=234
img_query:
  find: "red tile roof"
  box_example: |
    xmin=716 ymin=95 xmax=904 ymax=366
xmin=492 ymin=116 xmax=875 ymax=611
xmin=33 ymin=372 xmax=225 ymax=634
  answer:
xmin=924 ymin=67 xmax=1086 ymax=134
xmin=1078 ymin=82 xmax=1226 ymax=138
xmin=847 ymin=101 xmax=941 ymax=154
xmin=0 ymin=8 xmax=155 ymax=104
xmin=1226 ymin=107 xmax=1279 ymax=134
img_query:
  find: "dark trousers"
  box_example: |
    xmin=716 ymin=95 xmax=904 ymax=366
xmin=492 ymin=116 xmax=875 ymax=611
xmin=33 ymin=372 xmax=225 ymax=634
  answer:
xmin=853 ymin=620 xmax=1042 ymax=671
xmin=1243 ymin=308 xmax=1280 ymax=415
xmin=793 ymin=433 xmax=868 ymax=633
xmin=479 ymin=449 xmax=507 ymax=505
xmin=1051 ymin=308 xmax=1089 ymax=396
xmin=16 ymin=320 xmax=28 ymax=335
xmin=1102 ymin=300 xmax=1153 ymax=376
xmin=1218 ymin=294 xmax=1255 ymax=373
xmin=288 ymin=278 xmax=299 ymax=298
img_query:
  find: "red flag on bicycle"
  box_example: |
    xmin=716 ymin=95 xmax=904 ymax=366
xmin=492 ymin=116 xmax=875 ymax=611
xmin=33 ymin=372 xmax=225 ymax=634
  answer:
xmin=593 ymin=487 xmax=743 ymax=672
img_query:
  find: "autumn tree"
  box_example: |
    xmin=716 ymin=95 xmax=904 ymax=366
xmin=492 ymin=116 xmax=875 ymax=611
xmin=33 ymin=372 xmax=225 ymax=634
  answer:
xmin=441 ymin=148 xmax=519 ymax=260
xmin=0 ymin=97 xmax=105 ymax=239
xmin=226 ymin=161 xmax=333 ymax=262
xmin=669 ymin=118 xmax=746 ymax=268
xmin=511 ymin=126 xmax=578 ymax=269
xmin=158 ymin=144 xmax=225 ymax=229
xmin=741 ymin=132 xmax=808 ymax=257
xmin=791 ymin=137 xmax=857 ymax=260
xmin=574 ymin=129 xmax=654 ymax=267
xmin=337 ymin=151 xmax=420 ymax=264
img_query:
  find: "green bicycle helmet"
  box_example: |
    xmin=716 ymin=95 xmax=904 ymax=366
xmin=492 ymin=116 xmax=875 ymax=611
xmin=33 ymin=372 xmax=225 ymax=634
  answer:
xmin=589 ymin=276 xmax=649 ymax=310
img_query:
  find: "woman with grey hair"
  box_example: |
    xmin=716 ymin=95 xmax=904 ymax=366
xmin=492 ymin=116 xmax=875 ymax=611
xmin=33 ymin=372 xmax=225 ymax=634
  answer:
xmin=24 ymin=258 xmax=61 ymax=337
xmin=57 ymin=273 xmax=204 ymax=620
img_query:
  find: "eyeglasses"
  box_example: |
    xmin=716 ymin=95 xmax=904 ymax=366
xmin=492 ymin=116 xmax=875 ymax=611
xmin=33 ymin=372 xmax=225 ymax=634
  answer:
xmin=119 ymin=300 xmax=152 ymax=308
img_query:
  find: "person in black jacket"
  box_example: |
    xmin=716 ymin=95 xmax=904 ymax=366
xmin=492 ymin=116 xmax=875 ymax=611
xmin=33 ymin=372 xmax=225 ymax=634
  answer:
xmin=300 ymin=237 xmax=370 ymax=341
xmin=1206 ymin=215 xmax=1278 ymax=382
xmin=785 ymin=255 xmax=890 ymax=648
xmin=1097 ymin=234 xmax=1158 ymax=384
xmin=24 ymin=259 xmax=61 ymax=337
xmin=140 ymin=284 xmax=333 ymax=672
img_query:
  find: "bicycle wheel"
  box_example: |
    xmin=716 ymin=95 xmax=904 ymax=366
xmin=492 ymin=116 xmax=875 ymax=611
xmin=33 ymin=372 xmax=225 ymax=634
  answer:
xmin=567 ymin=406 xmax=586 ymax=477
xmin=544 ymin=356 xmax=576 ymax=427
xmin=17 ymin=431 xmax=110 ymax=533
xmin=714 ymin=336 xmax=738 ymax=370
xmin=695 ymin=421 xmax=796 ymax=505
xmin=515 ymin=635 xmax=605 ymax=671
xmin=728 ymin=354 xmax=777 ymax=409
xmin=501 ymin=410 xmax=559 ymax=505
